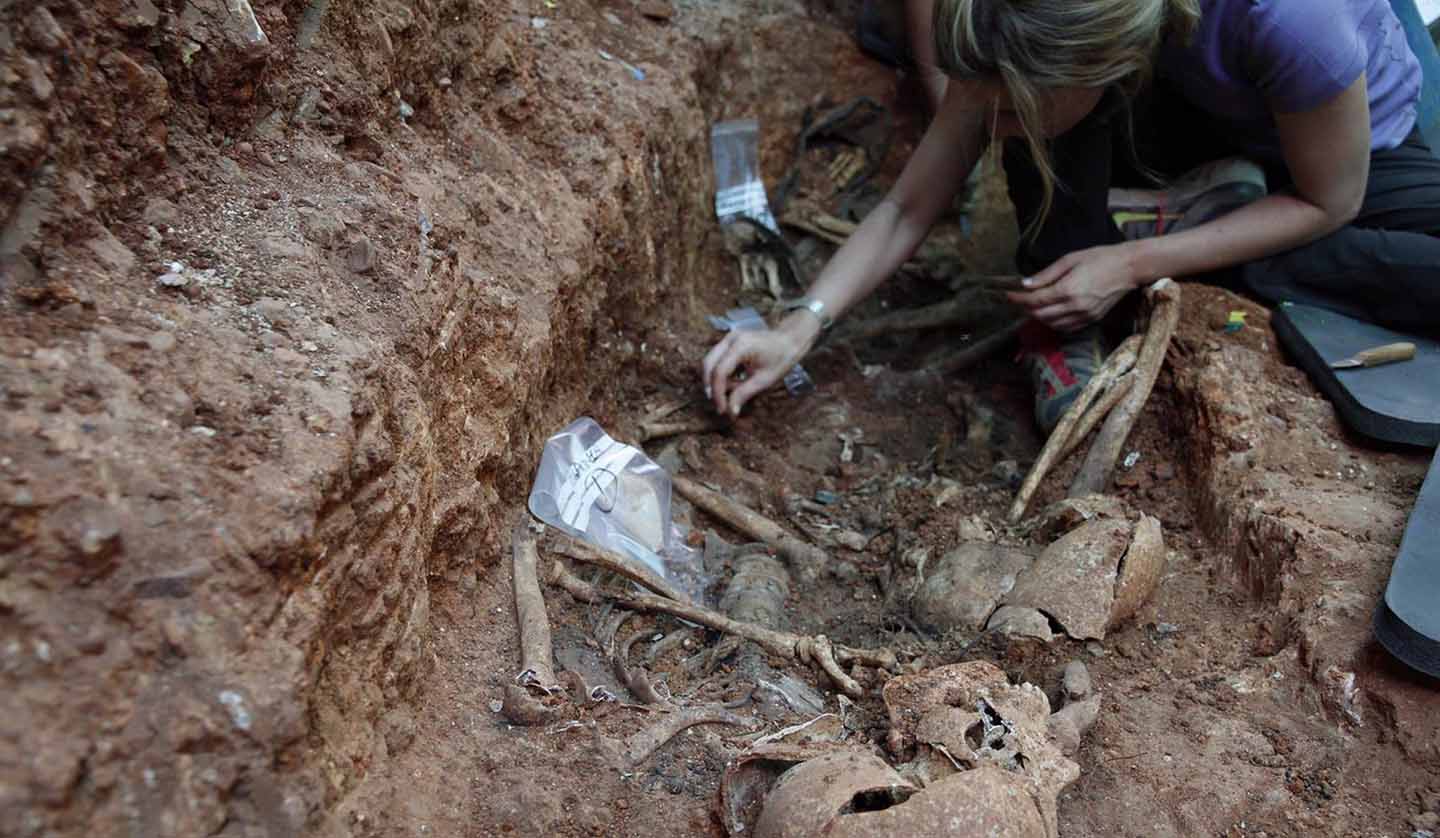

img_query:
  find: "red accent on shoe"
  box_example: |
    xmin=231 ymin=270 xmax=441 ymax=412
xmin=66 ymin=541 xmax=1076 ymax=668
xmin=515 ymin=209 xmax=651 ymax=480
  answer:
xmin=1017 ymin=320 xmax=1079 ymax=395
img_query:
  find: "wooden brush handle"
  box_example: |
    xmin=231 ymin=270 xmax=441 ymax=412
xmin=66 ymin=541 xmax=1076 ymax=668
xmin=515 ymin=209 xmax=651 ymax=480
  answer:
xmin=1354 ymin=342 xmax=1416 ymax=367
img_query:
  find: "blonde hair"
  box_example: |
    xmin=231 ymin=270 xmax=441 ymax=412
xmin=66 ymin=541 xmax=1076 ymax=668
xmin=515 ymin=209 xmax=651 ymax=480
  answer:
xmin=933 ymin=0 xmax=1199 ymax=238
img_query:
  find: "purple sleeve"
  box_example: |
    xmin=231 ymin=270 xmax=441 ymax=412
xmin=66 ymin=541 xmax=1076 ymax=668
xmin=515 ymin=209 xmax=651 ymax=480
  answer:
xmin=1247 ymin=1 xmax=1366 ymax=113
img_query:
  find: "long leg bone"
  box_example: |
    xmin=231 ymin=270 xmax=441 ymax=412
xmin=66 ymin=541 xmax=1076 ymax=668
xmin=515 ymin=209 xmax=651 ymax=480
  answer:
xmin=501 ymin=516 xmax=564 ymax=725
xmin=1059 ymin=373 xmax=1136 ymax=461
xmin=1068 ymin=279 xmax=1181 ymax=497
xmin=1007 ymin=334 xmax=1143 ymax=523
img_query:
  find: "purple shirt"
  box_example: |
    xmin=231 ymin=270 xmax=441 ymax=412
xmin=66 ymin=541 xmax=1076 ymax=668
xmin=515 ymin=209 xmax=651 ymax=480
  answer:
xmin=1159 ymin=0 xmax=1421 ymax=159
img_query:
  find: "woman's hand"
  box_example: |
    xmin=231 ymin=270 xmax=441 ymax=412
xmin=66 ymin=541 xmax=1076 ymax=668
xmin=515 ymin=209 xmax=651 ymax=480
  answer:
xmin=1007 ymin=243 xmax=1142 ymax=332
xmin=701 ymin=314 xmax=820 ymax=418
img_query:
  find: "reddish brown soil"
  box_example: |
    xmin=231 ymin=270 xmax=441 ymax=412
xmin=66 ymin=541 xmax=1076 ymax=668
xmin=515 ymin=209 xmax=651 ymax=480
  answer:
xmin=2 ymin=1 xmax=1436 ymax=836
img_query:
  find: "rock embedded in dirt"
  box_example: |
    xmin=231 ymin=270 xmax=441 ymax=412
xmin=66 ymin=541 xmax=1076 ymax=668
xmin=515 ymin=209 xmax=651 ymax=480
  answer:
xmin=298 ymin=207 xmax=345 ymax=246
xmin=27 ymin=7 xmax=68 ymax=52
xmin=142 ymin=197 xmax=180 ymax=227
xmin=347 ymin=236 xmax=378 ymax=273
xmin=147 ymin=330 xmax=176 ymax=352
xmin=638 ymin=1 xmax=675 ymax=21
xmin=115 ymin=0 xmax=161 ymax=30
xmin=912 ymin=542 xmax=1035 ymax=634
xmin=22 ymin=57 xmax=53 ymax=102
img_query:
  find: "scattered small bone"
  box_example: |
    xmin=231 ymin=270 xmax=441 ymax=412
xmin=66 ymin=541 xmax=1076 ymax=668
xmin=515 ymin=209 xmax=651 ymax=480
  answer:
xmin=639 ymin=414 xmax=725 ymax=446
xmin=985 ymin=606 xmax=1055 ymax=643
xmin=641 ymin=396 xmax=691 ymax=423
xmin=1108 ymin=514 xmax=1165 ymax=630
xmin=595 ymin=607 xmax=630 ymax=654
xmin=616 ymin=626 xmax=669 ymax=706
xmin=1046 ymin=695 xmax=1101 ymax=757
xmin=1070 ymin=279 xmax=1181 ymax=496
xmin=638 ymin=416 xmax=727 ymax=442
xmin=622 ymin=705 xmax=754 ymax=766
xmin=913 ymin=543 xmax=1036 ymax=634
xmin=752 ymin=713 xmax=844 ymax=748
xmin=546 ymin=561 xmax=894 ymax=697
xmin=1008 ymin=334 xmax=1142 ymax=523
xmin=1060 ymin=661 xmax=1093 ymax=703
xmin=644 ymin=627 xmax=696 ymax=664
xmin=551 ymin=532 xmax=691 ymax=603
xmin=1002 ymin=517 xmax=1131 ymax=641
xmin=753 ymin=750 xmax=917 ymax=838
xmin=673 ymin=475 xmax=828 ymax=584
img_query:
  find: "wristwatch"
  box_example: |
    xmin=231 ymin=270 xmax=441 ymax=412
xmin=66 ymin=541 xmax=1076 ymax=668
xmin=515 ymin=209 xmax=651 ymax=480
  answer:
xmin=782 ymin=297 xmax=834 ymax=330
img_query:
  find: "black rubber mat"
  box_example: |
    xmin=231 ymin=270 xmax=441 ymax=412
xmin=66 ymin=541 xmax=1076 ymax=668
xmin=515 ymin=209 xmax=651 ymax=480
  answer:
xmin=1375 ymin=448 xmax=1440 ymax=678
xmin=1271 ymin=301 xmax=1440 ymax=447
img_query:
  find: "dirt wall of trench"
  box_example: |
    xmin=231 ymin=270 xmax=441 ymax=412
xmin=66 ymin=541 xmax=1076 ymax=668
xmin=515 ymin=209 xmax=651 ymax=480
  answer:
xmin=0 ymin=1 xmax=732 ymax=833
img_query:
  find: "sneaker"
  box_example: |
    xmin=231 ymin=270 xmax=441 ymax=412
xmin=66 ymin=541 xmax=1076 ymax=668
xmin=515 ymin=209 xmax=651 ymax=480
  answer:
xmin=1020 ymin=321 xmax=1106 ymax=435
xmin=1109 ymin=157 xmax=1266 ymax=240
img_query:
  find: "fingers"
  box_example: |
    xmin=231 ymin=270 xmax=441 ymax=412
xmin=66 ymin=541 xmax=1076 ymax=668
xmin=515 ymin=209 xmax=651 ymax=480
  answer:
xmin=1031 ymin=302 xmax=1093 ymax=333
xmin=706 ymin=335 xmax=746 ymax=416
xmin=1020 ymin=252 xmax=1077 ymax=291
xmin=700 ymin=330 xmax=795 ymax=419
xmin=1007 ymin=286 xmax=1065 ymax=309
xmin=726 ymin=367 xmax=781 ymax=417
xmin=701 ymin=332 xmax=736 ymax=408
